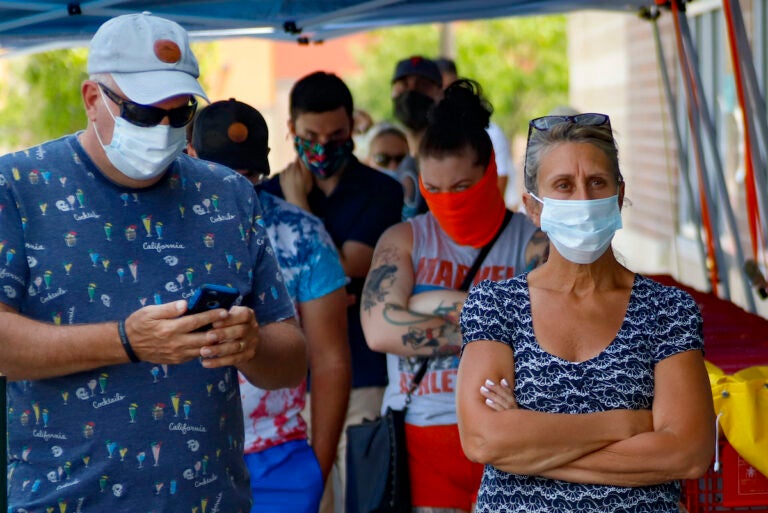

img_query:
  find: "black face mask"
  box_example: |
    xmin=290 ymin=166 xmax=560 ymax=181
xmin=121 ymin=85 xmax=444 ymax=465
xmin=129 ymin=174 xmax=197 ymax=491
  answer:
xmin=393 ymin=91 xmax=434 ymax=132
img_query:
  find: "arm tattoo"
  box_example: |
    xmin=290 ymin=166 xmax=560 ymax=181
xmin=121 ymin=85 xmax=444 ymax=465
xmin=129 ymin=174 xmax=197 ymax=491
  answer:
xmin=383 ymin=304 xmax=462 ymax=354
xmin=361 ymin=263 xmax=398 ymax=312
xmin=402 ymin=324 xmax=461 ymax=354
xmin=382 ymin=303 xmax=433 ymax=326
xmin=433 ymin=301 xmax=463 ymax=325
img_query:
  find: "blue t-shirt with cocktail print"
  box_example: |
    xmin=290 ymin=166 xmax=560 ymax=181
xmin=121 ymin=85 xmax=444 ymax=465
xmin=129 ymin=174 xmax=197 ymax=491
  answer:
xmin=0 ymin=134 xmax=295 ymax=513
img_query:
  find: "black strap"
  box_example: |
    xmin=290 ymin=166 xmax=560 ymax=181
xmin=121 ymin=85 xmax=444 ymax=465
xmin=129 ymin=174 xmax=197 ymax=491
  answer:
xmin=406 ymin=210 xmax=514 ymax=403
xmin=459 ymin=209 xmax=513 ymax=292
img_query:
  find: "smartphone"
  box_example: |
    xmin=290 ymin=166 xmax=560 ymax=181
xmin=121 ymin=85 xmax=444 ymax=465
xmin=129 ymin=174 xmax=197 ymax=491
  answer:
xmin=186 ymin=284 xmax=241 ymax=331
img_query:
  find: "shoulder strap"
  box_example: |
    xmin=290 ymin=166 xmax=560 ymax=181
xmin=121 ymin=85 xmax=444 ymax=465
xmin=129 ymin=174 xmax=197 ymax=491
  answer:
xmin=405 ymin=210 xmax=514 ymax=404
xmin=459 ymin=209 xmax=513 ymax=292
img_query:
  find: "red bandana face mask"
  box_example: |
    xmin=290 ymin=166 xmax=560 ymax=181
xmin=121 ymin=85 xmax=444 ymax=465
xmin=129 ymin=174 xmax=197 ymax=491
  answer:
xmin=419 ymin=154 xmax=507 ymax=248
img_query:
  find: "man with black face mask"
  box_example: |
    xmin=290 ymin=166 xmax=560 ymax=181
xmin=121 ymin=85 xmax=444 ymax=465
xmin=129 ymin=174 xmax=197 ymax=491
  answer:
xmin=390 ymin=56 xmax=444 ymax=219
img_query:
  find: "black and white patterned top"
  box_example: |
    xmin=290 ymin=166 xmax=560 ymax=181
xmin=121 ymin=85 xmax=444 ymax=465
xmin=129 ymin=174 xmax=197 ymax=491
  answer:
xmin=460 ymin=273 xmax=703 ymax=513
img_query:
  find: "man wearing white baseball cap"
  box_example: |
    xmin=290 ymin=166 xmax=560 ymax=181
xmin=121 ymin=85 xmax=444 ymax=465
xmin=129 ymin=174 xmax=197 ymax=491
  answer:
xmin=0 ymin=12 xmax=306 ymax=513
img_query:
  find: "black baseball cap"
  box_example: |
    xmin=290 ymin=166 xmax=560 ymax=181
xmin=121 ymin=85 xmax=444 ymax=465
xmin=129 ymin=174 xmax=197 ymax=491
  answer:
xmin=391 ymin=55 xmax=442 ymax=88
xmin=192 ymin=98 xmax=270 ymax=177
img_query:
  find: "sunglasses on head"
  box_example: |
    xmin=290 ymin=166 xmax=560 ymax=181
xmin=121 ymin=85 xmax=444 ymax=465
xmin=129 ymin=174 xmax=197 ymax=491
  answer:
xmin=524 ymin=112 xmax=611 ymax=176
xmin=372 ymin=152 xmax=407 ymax=168
xmin=529 ymin=113 xmax=610 ymax=132
xmin=98 ymin=83 xmax=197 ymax=128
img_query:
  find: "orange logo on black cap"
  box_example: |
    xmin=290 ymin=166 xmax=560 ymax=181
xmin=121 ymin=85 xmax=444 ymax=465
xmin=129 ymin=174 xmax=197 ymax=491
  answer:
xmin=154 ymin=39 xmax=182 ymax=63
xmin=228 ymin=122 xmax=249 ymax=143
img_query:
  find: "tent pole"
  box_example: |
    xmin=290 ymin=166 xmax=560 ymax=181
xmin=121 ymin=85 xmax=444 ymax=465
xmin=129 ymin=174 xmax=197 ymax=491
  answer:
xmin=670 ymin=1 xmax=730 ymax=299
xmin=675 ymin=3 xmax=757 ymax=312
xmin=723 ymin=0 xmax=768 ymax=252
xmin=645 ymin=7 xmax=710 ymax=287
xmin=723 ymin=0 xmax=763 ymax=260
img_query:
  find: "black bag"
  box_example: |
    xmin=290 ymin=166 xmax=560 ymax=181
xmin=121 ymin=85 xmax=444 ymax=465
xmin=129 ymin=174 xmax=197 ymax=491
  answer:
xmin=345 ymin=210 xmax=513 ymax=513
xmin=346 ymin=407 xmax=410 ymax=513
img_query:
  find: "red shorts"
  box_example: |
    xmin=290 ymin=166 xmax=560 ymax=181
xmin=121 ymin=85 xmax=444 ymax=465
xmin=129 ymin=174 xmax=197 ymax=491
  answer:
xmin=405 ymin=423 xmax=485 ymax=510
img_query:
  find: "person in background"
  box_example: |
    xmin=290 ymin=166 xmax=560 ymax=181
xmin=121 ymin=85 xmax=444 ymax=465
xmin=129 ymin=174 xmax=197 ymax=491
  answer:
xmin=457 ymin=112 xmax=715 ymax=513
xmin=352 ymin=108 xmax=375 ymax=160
xmin=1 ymin=14 xmax=305 ymax=513
xmin=434 ymin=57 xmax=518 ymax=210
xmin=364 ymin=123 xmax=410 ymax=181
xmin=260 ymin=71 xmax=404 ymax=513
xmin=188 ymin=98 xmax=351 ymax=513
xmin=361 ymin=79 xmax=548 ymax=513
xmin=390 ymin=55 xmax=444 ymax=219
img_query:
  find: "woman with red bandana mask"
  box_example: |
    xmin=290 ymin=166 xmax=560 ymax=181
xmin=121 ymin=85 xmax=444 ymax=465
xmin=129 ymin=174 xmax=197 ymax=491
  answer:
xmin=360 ymin=79 xmax=549 ymax=513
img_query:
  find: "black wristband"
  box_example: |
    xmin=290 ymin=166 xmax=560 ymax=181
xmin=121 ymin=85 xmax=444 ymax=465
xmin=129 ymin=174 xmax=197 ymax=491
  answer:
xmin=117 ymin=319 xmax=141 ymax=363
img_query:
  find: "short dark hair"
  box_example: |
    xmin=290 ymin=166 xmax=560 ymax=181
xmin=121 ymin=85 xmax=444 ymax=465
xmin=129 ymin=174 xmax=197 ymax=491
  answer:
xmin=289 ymin=71 xmax=354 ymax=121
xmin=419 ymin=79 xmax=493 ymax=167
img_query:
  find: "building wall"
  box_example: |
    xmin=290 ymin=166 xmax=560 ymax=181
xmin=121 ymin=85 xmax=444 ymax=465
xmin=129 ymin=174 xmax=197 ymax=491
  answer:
xmin=568 ymin=10 xmax=682 ymax=278
xmin=568 ymin=2 xmax=768 ymax=317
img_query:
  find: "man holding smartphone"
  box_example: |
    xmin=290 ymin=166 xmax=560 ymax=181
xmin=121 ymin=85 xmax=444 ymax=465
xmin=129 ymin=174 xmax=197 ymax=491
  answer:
xmin=0 ymin=13 xmax=305 ymax=513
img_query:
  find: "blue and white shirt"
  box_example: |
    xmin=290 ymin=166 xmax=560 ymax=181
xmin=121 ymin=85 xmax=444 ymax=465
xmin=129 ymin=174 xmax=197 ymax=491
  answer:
xmin=460 ymin=273 xmax=703 ymax=513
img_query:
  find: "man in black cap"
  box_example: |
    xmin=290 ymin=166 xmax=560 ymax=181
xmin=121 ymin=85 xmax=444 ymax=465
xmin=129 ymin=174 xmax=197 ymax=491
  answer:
xmin=189 ymin=99 xmax=351 ymax=513
xmin=391 ymin=55 xmax=444 ymax=143
xmin=190 ymin=98 xmax=272 ymax=180
xmin=390 ymin=55 xmax=444 ymax=219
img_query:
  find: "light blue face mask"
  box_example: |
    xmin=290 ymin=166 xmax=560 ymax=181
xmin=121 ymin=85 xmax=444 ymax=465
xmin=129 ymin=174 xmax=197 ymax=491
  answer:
xmin=530 ymin=192 xmax=623 ymax=264
xmin=95 ymin=87 xmax=186 ymax=181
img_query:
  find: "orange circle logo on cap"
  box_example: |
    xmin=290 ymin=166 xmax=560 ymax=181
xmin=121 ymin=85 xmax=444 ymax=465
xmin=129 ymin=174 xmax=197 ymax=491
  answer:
xmin=228 ymin=122 xmax=249 ymax=143
xmin=154 ymin=39 xmax=182 ymax=64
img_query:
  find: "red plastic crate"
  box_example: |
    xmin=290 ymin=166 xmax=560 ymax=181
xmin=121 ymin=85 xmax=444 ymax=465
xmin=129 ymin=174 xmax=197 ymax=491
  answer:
xmin=682 ymin=441 xmax=768 ymax=512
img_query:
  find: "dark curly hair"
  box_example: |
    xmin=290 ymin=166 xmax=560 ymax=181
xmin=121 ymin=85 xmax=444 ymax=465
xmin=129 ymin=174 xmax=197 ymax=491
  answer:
xmin=418 ymin=79 xmax=493 ymax=167
xmin=289 ymin=71 xmax=354 ymax=121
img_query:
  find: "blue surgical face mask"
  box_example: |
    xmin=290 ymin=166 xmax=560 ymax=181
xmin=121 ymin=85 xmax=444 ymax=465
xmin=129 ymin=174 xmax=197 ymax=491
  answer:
xmin=530 ymin=192 xmax=622 ymax=264
xmin=95 ymin=87 xmax=186 ymax=181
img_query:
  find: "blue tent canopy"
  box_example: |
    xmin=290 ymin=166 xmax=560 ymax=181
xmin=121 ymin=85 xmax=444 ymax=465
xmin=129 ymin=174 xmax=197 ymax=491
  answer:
xmin=0 ymin=0 xmax=655 ymax=54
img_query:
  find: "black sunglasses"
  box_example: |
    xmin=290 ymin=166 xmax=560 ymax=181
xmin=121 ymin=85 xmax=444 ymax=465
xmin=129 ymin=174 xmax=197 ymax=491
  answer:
xmin=98 ymin=83 xmax=197 ymax=128
xmin=372 ymin=152 xmax=407 ymax=168
xmin=524 ymin=113 xmax=611 ymax=176
xmin=529 ymin=113 xmax=610 ymax=131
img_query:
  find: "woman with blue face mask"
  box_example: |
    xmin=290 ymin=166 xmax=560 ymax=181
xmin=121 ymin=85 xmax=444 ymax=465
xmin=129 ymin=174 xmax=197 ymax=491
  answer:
xmin=456 ymin=114 xmax=716 ymax=513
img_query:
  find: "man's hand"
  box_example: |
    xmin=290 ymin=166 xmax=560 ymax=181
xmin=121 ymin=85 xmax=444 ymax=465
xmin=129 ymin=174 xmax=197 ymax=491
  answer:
xmin=123 ymin=300 xmax=255 ymax=366
xmin=199 ymin=305 xmax=260 ymax=369
xmin=279 ymin=159 xmax=313 ymax=210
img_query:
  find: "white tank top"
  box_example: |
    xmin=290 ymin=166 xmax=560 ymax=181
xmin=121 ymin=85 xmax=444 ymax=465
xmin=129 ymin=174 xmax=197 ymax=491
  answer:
xmin=381 ymin=211 xmax=538 ymax=426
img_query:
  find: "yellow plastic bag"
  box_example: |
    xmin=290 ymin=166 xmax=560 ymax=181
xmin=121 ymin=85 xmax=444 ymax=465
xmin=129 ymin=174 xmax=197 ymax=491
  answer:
xmin=707 ymin=361 xmax=768 ymax=478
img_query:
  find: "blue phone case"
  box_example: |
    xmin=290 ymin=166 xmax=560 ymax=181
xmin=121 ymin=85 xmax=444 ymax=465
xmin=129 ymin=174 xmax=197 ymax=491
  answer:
xmin=186 ymin=284 xmax=240 ymax=330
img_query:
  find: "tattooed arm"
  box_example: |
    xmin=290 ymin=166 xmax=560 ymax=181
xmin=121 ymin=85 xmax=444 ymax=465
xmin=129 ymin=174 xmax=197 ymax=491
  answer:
xmin=407 ymin=290 xmax=467 ymax=326
xmin=360 ymin=223 xmax=463 ymax=357
xmin=524 ymin=229 xmax=549 ymax=271
xmin=405 ymin=229 xmax=548 ymax=323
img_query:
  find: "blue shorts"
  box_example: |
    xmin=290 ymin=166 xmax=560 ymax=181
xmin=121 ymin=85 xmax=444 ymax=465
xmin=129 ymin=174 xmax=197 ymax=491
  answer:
xmin=244 ymin=439 xmax=324 ymax=513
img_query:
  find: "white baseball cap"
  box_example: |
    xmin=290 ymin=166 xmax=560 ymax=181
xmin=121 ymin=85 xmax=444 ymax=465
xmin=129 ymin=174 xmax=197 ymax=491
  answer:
xmin=87 ymin=12 xmax=209 ymax=105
